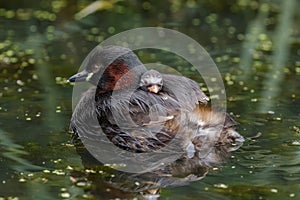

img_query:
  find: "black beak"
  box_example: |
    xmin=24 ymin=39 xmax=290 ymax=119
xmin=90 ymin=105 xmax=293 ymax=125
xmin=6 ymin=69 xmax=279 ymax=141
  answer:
xmin=68 ymin=70 xmax=89 ymax=82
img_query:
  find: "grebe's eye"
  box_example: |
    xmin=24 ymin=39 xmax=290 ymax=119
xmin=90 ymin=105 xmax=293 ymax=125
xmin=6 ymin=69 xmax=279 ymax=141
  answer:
xmin=92 ymin=65 xmax=101 ymax=72
xmin=141 ymin=80 xmax=148 ymax=86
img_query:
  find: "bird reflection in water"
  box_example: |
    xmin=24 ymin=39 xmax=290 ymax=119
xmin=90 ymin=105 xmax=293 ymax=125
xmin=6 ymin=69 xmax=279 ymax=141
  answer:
xmin=71 ymin=133 xmax=243 ymax=200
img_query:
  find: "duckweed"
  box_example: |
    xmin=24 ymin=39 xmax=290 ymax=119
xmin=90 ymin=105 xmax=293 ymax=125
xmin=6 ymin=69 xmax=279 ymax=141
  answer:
xmin=60 ymin=192 xmax=71 ymax=198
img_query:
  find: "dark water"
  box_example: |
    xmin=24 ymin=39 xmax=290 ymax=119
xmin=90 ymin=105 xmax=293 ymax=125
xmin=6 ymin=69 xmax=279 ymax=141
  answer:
xmin=1 ymin=0 xmax=300 ymax=199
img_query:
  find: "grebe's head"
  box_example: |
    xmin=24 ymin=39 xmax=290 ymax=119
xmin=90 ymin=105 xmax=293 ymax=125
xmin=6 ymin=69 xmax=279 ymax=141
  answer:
xmin=140 ymin=69 xmax=163 ymax=94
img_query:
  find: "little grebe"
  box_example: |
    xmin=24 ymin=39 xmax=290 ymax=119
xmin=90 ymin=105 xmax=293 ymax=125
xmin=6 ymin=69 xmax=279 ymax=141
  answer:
xmin=68 ymin=45 xmax=243 ymax=158
xmin=140 ymin=69 xmax=163 ymax=94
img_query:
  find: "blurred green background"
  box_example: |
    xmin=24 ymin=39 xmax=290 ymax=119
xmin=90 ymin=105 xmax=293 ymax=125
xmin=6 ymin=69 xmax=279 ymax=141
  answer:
xmin=0 ymin=0 xmax=299 ymax=199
